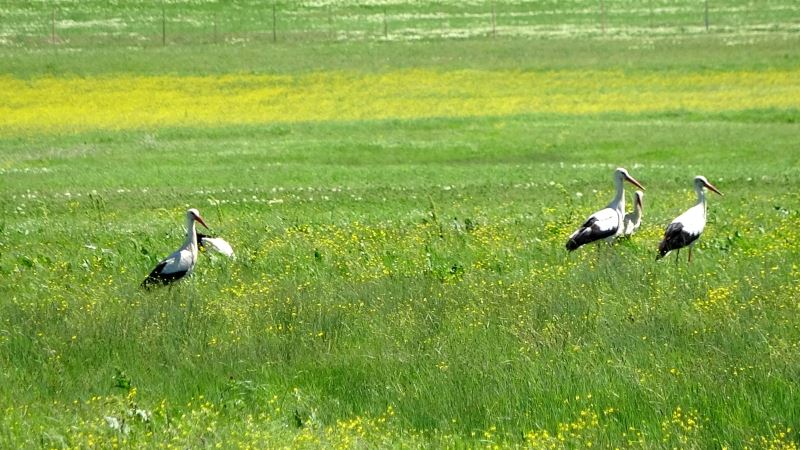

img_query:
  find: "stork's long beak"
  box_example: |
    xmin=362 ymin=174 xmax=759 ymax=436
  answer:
xmin=704 ymin=181 xmax=723 ymax=196
xmin=195 ymin=215 xmax=209 ymax=229
xmin=625 ymin=174 xmax=645 ymax=191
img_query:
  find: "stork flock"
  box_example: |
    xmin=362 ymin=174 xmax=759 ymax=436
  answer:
xmin=141 ymin=168 xmax=721 ymax=287
xmin=566 ymin=168 xmax=723 ymax=261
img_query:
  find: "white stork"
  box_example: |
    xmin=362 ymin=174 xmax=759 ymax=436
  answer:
xmin=141 ymin=208 xmax=208 ymax=287
xmin=657 ymin=175 xmax=723 ymax=262
xmin=196 ymin=232 xmax=235 ymax=259
xmin=566 ymin=167 xmax=645 ymax=251
xmin=622 ymin=190 xmax=644 ymax=236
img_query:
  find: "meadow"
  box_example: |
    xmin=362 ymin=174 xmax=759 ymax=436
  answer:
xmin=1 ymin=1 xmax=800 ymax=449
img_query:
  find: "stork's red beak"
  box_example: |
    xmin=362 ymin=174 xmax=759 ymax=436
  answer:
xmin=704 ymin=181 xmax=723 ymax=196
xmin=195 ymin=215 xmax=209 ymax=229
xmin=625 ymin=174 xmax=645 ymax=191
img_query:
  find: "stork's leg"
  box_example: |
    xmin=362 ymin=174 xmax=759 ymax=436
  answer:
xmin=688 ymin=245 xmax=693 ymax=263
xmin=674 ymin=248 xmax=680 ymax=265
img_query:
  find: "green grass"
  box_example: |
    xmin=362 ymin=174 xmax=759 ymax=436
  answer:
xmin=6 ymin=0 xmax=796 ymax=49
xmin=4 ymin=32 xmax=800 ymax=78
xmin=2 ymin=2 xmax=800 ymax=448
xmin=2 ymin=113 xmax=799 ymax=448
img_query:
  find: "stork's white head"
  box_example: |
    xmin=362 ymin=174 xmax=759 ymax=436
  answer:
xmin=187 ymin=208 xmax=209 ymax=229
xmin=694 ymin=176 xmax=723 ymax=196
xmin=634 ymin=190 xmax=644 ymax=210
xmin=614 ymin=167 xmax=645 ymax=190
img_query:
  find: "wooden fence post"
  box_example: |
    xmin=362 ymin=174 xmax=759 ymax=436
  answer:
xmin=383 ymin=8 xmax=388 ymax=39
xmin=162 ymin=6 xmax=166 ymax=46
xmin=272 ymin=2 xmax=277 ymax=43
xmin=600 ymin=0 xmax=606 ymax=34
xmin=328 ymin=4 xmax=334 ymax=41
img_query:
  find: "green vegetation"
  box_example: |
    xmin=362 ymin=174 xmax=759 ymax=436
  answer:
xmin=7 ymin=0 xmax=797 ymax=49
xmin=1 ymin=1 xmax=799 ymax=448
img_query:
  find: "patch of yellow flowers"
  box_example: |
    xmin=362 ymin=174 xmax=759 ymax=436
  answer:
xmin=1 ymin=68 xmax=798 ymax=135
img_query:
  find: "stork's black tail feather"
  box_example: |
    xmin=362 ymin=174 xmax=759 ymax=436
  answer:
xmin=565 ymin=228 xmax=594 ymax=252
xmin=656 ymin=223 xmax=693 ymax=261
xmin=140 ymin=260 xmax=187 ymax=289
xmin=140 ymin=272 xmax=186 ymax=289
xmin=140 ymin=276 xmax=159 ymax=289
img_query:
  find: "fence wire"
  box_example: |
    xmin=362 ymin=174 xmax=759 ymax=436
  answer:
xmin=1 ymin=1 xmax=798 ymax=48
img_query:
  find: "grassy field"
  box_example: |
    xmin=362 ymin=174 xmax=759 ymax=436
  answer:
xmin=2 ymin=1 xmax=800 ymax=449
xmin=5 ymin=0 xmax=799 ymax=47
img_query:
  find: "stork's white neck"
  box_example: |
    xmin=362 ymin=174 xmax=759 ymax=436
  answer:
xmin=631 ymin=200 xmax=643 ymax=221
xmin=694 ymin=184 xmax=707 ymax=217
xmin=607 ymin=176 xmax=626 ymax=213
xmin=183 ymin=214 xmax=198 ymax=251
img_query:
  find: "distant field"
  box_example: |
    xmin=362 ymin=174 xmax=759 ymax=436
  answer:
xmin=3 ymin=68 xmax=799 ymax=135
xmin=3 ymin=0 xmax=798 ymax=47
xmin=1 ymin=1 xmax=800 ymax=448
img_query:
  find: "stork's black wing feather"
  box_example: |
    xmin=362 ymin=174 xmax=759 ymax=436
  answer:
xmin=566 ymin=217 xmax=617 ymax=251
xmin=140 ymin=260 xmax=188 ymax=288
xmin=657 ymin=222 xmax=700 ymax=259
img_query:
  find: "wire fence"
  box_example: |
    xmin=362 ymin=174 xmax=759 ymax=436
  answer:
xmin=2 ymin=0 xmax=799 ymax=48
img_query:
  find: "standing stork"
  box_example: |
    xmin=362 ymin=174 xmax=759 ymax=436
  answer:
xmin=622 ymin=190 xmax=644 ymax=236
xmin=566 ymin=167 xmax=646 ymax=251
xmin=141 ymin=208 xmax=208 ymax=288
xmin=657 ymin=176 xmax=723 ymax=262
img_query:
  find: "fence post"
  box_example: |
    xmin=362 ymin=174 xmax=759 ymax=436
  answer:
xmin=704 ymin=0 xmax=709 ymax=30
xmin=272 ymin=2 xmax=277 ymax=42
xmin=600 ymin=0 xmax=606 ymax=34
xmin=383 ymin=8 xmax=388 ymax=39
xmin=162 ymin=6 xmax=166 ymax=46
xmin=328 ymin=4 xmax=334 ymax=41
